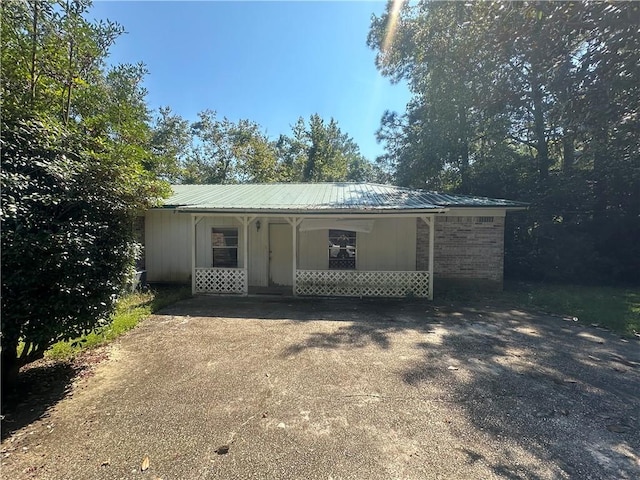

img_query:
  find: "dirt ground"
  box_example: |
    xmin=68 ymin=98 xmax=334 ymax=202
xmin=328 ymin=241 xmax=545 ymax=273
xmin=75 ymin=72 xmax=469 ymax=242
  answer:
xmin=2 ymin=296 xmax=639 ymax=479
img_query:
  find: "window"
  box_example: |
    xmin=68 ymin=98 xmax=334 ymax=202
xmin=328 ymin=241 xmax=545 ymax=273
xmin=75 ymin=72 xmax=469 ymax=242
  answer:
xmin=328 ymin=229 xmax=356 ymax=269
xmin=212 ymin=228 xmax=238 ymax=268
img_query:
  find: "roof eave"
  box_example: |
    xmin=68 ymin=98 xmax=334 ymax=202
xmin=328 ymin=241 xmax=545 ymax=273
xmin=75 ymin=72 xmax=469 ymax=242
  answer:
xmin=157 ymin=205 xmax=528 ymax=214
xmin=445 ymin=204 xmax=529 ymax=210
xmin=167 ymin=206 xmax=450 ymax=215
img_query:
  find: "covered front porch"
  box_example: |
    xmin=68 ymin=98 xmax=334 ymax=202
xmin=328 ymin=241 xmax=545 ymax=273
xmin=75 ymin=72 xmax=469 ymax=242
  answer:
xmin=189 ymin=214 xmax=436 ymax=299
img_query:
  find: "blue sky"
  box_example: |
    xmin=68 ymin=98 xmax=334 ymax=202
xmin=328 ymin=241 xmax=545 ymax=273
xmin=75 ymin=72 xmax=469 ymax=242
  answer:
xmin=89 ymin=0 xmax=410 ymax=161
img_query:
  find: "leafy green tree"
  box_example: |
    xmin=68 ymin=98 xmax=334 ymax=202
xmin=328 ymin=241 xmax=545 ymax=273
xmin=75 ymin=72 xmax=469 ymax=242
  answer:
xmin=369 ymin=1 xmax=640 ymax=283
xmin=1 ymin=0 xmax=124 ymax=122
xmin=149 ymin=106 xmax=191 ymax=181
xmin=346 ymin=154 xmax=377 ymax=183
xmin=280 ymin=114 xmax=374 ymax=182
xmin=181 ymin=110 xmax=281 ymax=184
xmin=369 ymin=2 xmax=480 ymax=190
xmin=1 ymin=0 xmax=167 ymax=387
xmin=177 ymin=112 xmax=377 ymax=184
xmin=234 ymin=127 xmax=280 ymax=183
xmin=183 ymin=110 xmax=236 ymax=184
xmin=273 ymin=122 xmax=308 ymax=182
xmin=1 ymin=118 xmax=165 ymax=387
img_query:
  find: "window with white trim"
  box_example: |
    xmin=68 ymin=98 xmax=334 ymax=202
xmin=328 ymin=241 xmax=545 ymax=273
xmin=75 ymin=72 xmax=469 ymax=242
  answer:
xmin=328 ymin=229 xmax=356 ymax=269
xmin=212 ymin=228 xmax=238 ymax=268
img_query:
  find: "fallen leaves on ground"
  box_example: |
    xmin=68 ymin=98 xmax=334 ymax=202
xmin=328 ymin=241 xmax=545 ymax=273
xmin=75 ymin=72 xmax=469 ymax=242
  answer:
xmin=215 ymin=445 xmax=229 ymax=455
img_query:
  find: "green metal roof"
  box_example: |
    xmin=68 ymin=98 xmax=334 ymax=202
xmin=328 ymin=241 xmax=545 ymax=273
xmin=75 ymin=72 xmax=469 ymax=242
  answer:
xmin=161 ymin=183 xmax=527 ymax=213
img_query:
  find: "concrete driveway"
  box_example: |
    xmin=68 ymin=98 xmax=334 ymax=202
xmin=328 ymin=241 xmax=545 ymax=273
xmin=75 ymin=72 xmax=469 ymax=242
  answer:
xmin=2 ymin=296 xmax=639 ymax=479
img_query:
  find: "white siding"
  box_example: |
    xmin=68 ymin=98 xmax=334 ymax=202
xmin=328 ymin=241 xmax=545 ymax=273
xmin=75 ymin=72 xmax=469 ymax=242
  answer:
xmin=358 ymin=217 xmax=416 ymax=271
xmin=146 ymin=212 xmax=250 ymax=283
xmin=145 ymin=210 xmax=191 ymax=282
xmin=248 ymin=217 xmax=268 ymax=287
xmin=195 ymin=216 xmax=244 ymax=269
xmin=298 ymin=229 xmax=329 ymax=269
xmin=146 ymin=212 xmax=420 ymax=285
xmin=297 ymin=217 xmax=417 ymax=271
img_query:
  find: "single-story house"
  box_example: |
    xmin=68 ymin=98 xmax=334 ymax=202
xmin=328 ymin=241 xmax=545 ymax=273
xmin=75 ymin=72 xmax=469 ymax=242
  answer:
xmin=142 ymin=182 xmax=527 ymax=299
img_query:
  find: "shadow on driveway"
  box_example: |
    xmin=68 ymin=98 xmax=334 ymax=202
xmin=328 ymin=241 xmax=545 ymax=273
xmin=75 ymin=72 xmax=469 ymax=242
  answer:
xmin=158 ymin=294 xmax=436 ymax=322
xmin=1 ymin=362 xmax=80 ymax=441
xmin=2 ymin=295 xmax=639 ymax=479
xmin=158 ymin=295 xmax=640 ymax=478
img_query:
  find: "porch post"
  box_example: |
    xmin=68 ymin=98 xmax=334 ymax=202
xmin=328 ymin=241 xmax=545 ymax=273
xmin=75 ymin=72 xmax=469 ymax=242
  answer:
xmin=191 ymin=214 xmax=197 ymax=295
xmin=292 ymin=216 xmax=298 ymax=296
xmin=285 ymin=217 xmax=302 ymax=296
xmin=242 ymin=216 xmax=249 ymax=295
xmin=428 ymin=214 xmax=435 ymax=300
xmin=234 ymin=215 xmax=255 ymax=295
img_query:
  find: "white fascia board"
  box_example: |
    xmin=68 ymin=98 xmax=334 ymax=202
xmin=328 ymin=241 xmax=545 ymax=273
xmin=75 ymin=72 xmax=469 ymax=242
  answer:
xmin=169 ymin=208 xmax=450 ymax=218
xmin=442 ymin=208 xmax=514 ymax=217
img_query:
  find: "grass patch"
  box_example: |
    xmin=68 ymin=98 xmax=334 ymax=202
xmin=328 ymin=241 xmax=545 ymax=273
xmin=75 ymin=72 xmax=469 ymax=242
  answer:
xmin=46 ymin=285 xmax=191 ymax=360
xmin=440 ymin=282 xmax=640 ymax=337
xmin=509 ymin=284 xmax=640 ymax=336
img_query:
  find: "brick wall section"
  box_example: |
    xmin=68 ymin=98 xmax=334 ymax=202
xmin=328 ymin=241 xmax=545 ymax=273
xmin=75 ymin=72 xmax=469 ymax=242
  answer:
xmin=416 ymin=216 xmax=505 ymax=289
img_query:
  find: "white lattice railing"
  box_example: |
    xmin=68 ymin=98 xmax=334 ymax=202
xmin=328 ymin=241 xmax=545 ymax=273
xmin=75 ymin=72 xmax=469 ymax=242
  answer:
xmin=195 ymin=268 xmax=246 ymax=294
xmin=295 ymin=270 xmax=429 ymax=298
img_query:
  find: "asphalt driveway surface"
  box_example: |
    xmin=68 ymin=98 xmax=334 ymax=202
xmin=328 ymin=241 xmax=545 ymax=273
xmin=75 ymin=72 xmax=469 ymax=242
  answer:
xmin=2 ymin=296 xmax=639 ymax=479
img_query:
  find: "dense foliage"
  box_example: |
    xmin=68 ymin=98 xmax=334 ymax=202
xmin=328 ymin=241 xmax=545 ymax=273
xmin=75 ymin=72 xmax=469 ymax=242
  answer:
xmin=152 ymin=110 xmax=379 ymax=184
xmin=1 ymin=0 xmax=167 ymax=385
xmin=368 ymin=1 xmax=640 ymax=284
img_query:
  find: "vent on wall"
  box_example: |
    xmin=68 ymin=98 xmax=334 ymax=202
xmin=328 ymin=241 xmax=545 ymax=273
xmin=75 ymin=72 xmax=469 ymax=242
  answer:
xmin=476 ymin=216 xmax=494 ymax=223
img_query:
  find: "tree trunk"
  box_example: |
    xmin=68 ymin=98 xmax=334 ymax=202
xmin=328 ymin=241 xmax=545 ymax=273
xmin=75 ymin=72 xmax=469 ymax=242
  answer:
xmin=458 ymin=102 xmax=470 ymax=188
xmin=592 ymin=126 xmax=608 ymax=221
xmin=1 ymin=340 xmax=21 ymax=398
xmin=530 ymin=71 xmax=550 ymax=181
xmin=562 ymin=130 xmax=574 ymax=175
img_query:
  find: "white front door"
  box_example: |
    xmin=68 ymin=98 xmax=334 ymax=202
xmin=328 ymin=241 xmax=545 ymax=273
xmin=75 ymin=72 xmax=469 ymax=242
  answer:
xmin=269 ymin=223 xmax=293 ymax=286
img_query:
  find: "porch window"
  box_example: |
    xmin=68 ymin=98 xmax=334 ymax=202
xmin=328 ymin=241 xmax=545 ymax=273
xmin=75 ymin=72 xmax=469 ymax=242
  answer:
xmin=328 ymin=229 xmax=356 ymax=269
xmin=212 ymin=228 xmax=238 ymax=268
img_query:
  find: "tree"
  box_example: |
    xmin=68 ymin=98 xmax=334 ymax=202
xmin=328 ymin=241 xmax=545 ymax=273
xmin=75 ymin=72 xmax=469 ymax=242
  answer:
xmin=280 ymin=114 xmax=375 ymax=182
xmin=180 ymin=110 xmax=280 ymax=184
xmin=149 ymin=106 xmax=191 ymax=182
xmin=173 ymin=112 xmax=377 ymax=184
xmin=368 ymin=1 xmax=640 ymax=283
xmin=1 ymin=117 xmax=165 ymax=387
xmin=369 ymin=2 xmax=479 ymax=190
xmin=234 ymin=127 xmax=280 ymax=183
xmin=1 ymin=0 xmax=167 ymax=388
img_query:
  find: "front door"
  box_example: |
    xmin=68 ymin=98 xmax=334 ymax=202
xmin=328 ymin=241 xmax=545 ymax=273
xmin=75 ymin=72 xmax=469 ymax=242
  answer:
xmin=269 ymin=223 xmax=292 ymax=286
